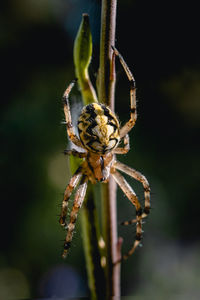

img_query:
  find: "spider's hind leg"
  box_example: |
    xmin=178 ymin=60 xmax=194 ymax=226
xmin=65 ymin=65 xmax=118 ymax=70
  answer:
xmin=114 ymin=161 xmax=151 ymax=221
xmin=59 ymin=166 xmax=82 ymax=228
xmin=62 ymin=175 xmax=88 ymax=258
xmin=111 ymin=169 xmax=143 ymax=261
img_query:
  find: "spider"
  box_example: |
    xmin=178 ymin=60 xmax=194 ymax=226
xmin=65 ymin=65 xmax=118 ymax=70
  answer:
xmin=59 ymin=46 xmax=150 ymax=260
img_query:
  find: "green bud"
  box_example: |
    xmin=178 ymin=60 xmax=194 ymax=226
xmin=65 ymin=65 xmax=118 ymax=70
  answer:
xmin=73 ymin=13 xmax=98 ymax=104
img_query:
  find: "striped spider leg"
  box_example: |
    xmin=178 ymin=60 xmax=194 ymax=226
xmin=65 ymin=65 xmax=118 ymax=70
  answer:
xmin=111 ymin=169 xmax=143 ymax=260
xmin=113 ymin=134 xmax=130 ymax=154
xmin=62 ymin=175 xmax=88 ymax=259
xmin=62 ymin=79 xmax=83 ymax=148
xmin=111 ymin=46 xmax=137 ymax=139
xmin=114 ymin=161 xmax=151 ymax=221
xmin=59 ymin=166 xmax=82 ymax=228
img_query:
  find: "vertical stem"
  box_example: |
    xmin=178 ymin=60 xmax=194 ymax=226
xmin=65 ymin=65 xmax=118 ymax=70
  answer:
xmin=99 ymin=0 xmax=116 ymax=108
xmin=99 ymin=0 xmax=121 ymax=297
xmin=72 ymin=14 xmax=105 ymax=299
xmin=81 ymin=185 xmax=106 ymax=300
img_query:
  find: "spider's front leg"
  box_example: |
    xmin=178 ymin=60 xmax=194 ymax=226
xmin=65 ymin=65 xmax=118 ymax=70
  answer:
xmin=112 ymin=46 xmax=137 ymax=138
xmin=62 ymin=175 xmax=88 ymax=258
xmin=62 ymin=80 xmax=83 ymax=148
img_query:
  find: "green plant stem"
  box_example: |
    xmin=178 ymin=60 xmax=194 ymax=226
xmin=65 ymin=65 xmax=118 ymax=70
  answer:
xmin=81 ymin=185 xmax=106 ymax=299
xmin=99 ymin=0 xmax=121 ymax=297
xmin=72 ymin=14 xmax=105 ymax=299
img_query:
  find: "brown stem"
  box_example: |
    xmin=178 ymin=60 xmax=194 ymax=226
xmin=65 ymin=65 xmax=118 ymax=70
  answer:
xmin=99 ymin=0 xmax=121 ymax=297
xmin=99 ymin=0 xmax=116 ymax=108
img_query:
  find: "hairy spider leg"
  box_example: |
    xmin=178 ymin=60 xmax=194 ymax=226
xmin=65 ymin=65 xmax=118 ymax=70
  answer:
xmin=111 ymin=170 xmax=143 ymax=261
xmin=113 ymin=134 xmax=130 ymax=154
xmin=59 ymin=167 xmax=83 ymax=227
xmin=64 ymin=149 xmax=87 ymax=158
xmin=63 ymin=80 xmax=83 ymax=148
xmin=62 ymin=175 xmax=88 ymax=258
xmin=112 ymin=46 xmax=137 ymax=138
xmin=114 ymin=161 xmax=151 ymax=224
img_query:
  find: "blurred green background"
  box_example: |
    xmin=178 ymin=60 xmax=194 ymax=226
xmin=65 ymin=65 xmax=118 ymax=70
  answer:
xmin=1 ymin=0 xmax=200 ymax=298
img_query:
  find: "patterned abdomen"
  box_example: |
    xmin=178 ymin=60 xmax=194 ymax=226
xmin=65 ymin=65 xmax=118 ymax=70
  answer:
xmin=78 ymin=103 xmax=120 ymax=154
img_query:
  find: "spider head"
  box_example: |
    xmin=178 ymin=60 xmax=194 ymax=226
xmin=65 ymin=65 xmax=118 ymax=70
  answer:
xmin=78 ymin=103 xmax=120 ymax=154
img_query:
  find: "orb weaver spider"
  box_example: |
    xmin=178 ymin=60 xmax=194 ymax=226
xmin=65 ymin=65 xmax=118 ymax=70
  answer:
xmin=59 ymin=46 xmax=150 ymax=260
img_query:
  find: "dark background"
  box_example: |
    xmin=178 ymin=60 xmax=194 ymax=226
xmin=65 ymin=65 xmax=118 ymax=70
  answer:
xmin=1 ymin=0 xmax=200 ymax=298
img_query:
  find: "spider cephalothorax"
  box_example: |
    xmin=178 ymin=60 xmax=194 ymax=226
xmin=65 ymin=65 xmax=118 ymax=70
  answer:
xmin=59 ymin=46 xmax=151 ymax=261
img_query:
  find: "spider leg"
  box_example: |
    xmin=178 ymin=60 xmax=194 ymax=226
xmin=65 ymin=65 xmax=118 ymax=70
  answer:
xmin=59 ymin=166 xmax=82 ymax=227
xmin=113 ymin=134 xmax=130 ymax=154
xmin=111 ymin=170 xmax=143 ymax=261
xmin=112 ymin=46 xmax=137 ymax=138
xmin=64 ymin=149 xmax=87 ymax=158
xmin=114 ymin=161 xmax=151 ymax=221
xmin=63 ymin=80 xmax=83 ymax=148
xmin=62 ymin=175 xmax=88 ymax=258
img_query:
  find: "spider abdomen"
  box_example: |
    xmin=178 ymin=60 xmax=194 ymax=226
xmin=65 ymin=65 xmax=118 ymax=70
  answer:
xmin=78 ymin=103 xmax=120 ymax=154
